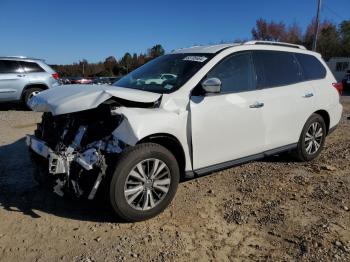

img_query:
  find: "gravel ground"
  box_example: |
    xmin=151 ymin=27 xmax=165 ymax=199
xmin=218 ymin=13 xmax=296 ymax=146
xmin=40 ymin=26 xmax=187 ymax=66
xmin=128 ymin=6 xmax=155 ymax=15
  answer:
xmin=0 ymin=96 xmax=349 ymax=262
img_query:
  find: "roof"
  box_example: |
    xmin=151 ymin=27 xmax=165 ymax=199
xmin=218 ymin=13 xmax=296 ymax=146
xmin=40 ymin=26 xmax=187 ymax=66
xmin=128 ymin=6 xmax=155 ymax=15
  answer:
xmin=172 ymin=41 xmax=308 ymax=54
xmin=172 ymin=44 xmax=239 ymax=54
xmin=244 ymin=41 xmax=306 ymax=50
xmin=0 ymin=56 xmax=44 ymax=62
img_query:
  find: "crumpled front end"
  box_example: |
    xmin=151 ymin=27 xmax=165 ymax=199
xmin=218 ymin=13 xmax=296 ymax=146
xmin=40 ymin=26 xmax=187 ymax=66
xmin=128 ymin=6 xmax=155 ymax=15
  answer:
xmin=27 ymin=102 xmax=129 ymax=199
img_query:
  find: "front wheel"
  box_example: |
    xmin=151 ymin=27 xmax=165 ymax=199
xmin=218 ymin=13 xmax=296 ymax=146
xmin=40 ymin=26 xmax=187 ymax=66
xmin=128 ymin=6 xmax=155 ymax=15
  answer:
xmin=109 ymin=143 xmax=180 ymax=222
xmin=293 ymin=113 xmax=326 ymax=161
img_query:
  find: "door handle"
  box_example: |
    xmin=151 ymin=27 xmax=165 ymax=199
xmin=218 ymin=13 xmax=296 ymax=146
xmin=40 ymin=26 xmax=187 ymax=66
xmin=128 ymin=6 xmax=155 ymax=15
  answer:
xmin=249 ymin=101 xmax=264 ymax=108
xmin=17 ymin=74 xmax=26 ymax=77
xmin=303 ymin=93 xmax=314 ymax=98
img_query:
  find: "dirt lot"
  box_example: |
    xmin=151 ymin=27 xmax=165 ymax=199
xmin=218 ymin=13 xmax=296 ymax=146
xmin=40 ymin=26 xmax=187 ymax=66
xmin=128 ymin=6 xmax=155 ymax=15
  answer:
xmin=0 ymin=96 xmax=349 ymax=262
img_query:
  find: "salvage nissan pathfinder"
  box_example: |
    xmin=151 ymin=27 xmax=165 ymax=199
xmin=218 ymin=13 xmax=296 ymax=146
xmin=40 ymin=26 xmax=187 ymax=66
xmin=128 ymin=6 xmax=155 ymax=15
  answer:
xmin=27 ymin=41 xmax=343 ymax=221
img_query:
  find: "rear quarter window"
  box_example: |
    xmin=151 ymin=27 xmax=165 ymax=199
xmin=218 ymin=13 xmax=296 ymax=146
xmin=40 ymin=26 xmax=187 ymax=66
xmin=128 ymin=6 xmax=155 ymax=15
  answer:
xmin=20 ymin=61 xmax=45 ymax=73
xmin=253 ymin=51 xmax=302 ymax=88
xmin=295 ymin=53 xmax=326 ymax=80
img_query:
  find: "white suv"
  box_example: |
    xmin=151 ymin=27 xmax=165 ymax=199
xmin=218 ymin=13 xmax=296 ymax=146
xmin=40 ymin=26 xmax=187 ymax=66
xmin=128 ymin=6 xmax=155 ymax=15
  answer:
xmin=26 ymin=41 xmax=343 ymax=221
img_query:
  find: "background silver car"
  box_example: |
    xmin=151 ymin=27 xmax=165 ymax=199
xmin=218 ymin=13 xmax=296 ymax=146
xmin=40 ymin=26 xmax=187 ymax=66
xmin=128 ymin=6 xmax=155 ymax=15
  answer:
xmin=0 ymin=56 xmax=59 ymax=107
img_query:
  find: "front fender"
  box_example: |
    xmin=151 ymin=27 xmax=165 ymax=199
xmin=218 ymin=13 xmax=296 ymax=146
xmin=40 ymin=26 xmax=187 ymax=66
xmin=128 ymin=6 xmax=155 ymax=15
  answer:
xmin=111 ymin=107 xmax=192 ymax=171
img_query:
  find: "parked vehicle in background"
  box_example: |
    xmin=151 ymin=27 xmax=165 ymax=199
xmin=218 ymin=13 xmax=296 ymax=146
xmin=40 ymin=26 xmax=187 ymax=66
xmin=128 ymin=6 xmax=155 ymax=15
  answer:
xmin=27 ymin=41 xmax=342 ymax=222
xmin=66 ymin=77 xmax=92 ymax=84
xmin=0 ymin=56 xmax=59 ymax=107
xmin=79 ymin=78 xmax=93 ymax=84
xmin=92 ymin=77 xmax=122 ymax=85
xmin=67 ymin=77 xmax=93 ymax=84
xmin=60 ymin=76 xmax=122 ymax=86
xmin=92 ymin=77 xmax=109 ymax=85
xmin=327 ymin=57 xmax=350 ymax=82
xmin=67 ymin=77 xmax=82 ymax=84
xmin=342 ymin=71 xmax=350 ymax=92
xmin=139 ymin=73 xmax=177 ymax=85
xmin=109 ymin=76 xmax=122 ymax=84
xmin=59 ymin=77 xmax=72 ymax=85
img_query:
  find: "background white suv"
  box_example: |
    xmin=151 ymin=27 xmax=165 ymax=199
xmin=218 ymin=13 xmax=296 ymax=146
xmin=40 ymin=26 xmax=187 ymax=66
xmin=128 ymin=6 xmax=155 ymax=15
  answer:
xmin=27 ymin=41 xmax=343 ymax=221
xmin=0 ymin=57 xmax=59 ymax=107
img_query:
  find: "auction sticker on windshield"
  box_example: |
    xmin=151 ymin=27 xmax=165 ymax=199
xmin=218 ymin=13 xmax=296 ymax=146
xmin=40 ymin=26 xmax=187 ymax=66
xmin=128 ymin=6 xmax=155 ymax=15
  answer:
xmin=183 ymin=56 xmax=208 ymax=62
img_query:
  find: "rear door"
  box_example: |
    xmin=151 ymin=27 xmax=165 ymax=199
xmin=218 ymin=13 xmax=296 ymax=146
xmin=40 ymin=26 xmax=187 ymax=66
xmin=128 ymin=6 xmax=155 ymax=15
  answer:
xmin=190 ymin=52 xmax=265 ymax=170
xmin=0 ymin=60 xmax=26 ymax=101
xmin=294 ymin=53 xmax=334 ymax=110
xmin=253 ymin=51 xmax=316 ymax=150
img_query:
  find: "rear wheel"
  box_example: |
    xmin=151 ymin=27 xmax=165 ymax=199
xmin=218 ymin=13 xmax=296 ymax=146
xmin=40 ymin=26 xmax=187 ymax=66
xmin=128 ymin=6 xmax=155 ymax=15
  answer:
xmin=23 ymin=87 xmax=43 ymax=109
xmin=109 ymin=143 xmax=179 ymax=222
xmin=293 ymin=114 xmax=326 ymax=161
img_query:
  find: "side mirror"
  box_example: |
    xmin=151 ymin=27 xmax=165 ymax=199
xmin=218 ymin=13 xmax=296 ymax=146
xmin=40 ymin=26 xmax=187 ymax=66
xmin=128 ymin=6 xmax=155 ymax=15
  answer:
xmin=201 ymin=77 xmax=221 ymax=94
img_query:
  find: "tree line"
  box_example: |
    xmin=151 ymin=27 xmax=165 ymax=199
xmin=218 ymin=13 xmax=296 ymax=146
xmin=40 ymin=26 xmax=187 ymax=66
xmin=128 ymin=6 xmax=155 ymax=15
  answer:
xmin=52 ymin=44 xmax=165 ymax=78
xmin=52 ymin=19 xmax=350 ymax=77
xmin=251 ymin=18 xmax=350 ymax=61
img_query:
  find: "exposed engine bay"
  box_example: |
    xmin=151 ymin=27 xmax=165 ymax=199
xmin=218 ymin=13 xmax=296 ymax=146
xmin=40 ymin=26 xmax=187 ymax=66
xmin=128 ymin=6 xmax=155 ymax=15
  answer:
xmin=27 ymin=98 xmax=160 ymax=199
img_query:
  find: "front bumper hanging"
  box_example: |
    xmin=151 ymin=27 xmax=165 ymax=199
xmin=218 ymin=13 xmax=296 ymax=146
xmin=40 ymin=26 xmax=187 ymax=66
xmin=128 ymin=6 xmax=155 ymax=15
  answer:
xmin=26 ymin=134 xmax=107 ymax=199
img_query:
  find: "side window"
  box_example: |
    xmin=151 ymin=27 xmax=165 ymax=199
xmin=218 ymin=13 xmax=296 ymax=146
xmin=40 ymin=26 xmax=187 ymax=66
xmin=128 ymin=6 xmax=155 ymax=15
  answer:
xmin=295 ymin=53 xmax=326 ymax=80
xmin=0 ymin=60 xmax=22 ymax=74
xmin=207 ymin=52 xmax=256 ymax=93
xmin=253 ymin=51 xmax=302 ymax=88
xmin=20 ymin=61 xmax=45 ymax=73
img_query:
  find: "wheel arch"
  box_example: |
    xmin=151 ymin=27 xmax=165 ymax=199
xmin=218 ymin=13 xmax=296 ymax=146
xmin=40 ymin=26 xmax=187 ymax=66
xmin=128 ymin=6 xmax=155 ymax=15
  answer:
xmin=313 ymin=109 xmax=330 ymax=134
xmin=21 ymin=83 xmax=48 ymax=101
xmin=137 ymin=133 xmax=186 ymax=179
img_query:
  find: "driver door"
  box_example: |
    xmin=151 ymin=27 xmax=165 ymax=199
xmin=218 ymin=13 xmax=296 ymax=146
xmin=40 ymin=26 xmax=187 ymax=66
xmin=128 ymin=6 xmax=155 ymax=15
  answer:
xmin=190 ymin=52 xmax=265 ymax=170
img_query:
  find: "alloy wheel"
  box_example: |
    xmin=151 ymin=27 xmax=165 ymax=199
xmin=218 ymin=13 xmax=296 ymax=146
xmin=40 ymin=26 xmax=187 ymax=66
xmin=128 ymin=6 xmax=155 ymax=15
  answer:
xmin=304 ymin=122 xmax=324 ymax=155
xmin=124 ymin=158 xmax=171 ymax=211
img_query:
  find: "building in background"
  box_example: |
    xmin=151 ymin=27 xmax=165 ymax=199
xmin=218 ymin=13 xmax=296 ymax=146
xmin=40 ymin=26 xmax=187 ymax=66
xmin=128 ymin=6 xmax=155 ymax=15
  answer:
xmin=327 ymin=57 xmax=350 ymax=81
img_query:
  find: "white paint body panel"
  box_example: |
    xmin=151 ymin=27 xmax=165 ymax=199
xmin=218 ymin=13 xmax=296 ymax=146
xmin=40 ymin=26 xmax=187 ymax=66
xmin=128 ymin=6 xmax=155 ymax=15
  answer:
xmin=111 ymin=105 xmax=193 ymax=171
xmin=310 ymin=58 xmax=343 ymax=129
xmin=190 ymin=92 xmax=265 ymax=169
xmin=29 ymin=84 xmax=161 ymax=115
xmin=260 ymin=82 xmax=316 ymax=150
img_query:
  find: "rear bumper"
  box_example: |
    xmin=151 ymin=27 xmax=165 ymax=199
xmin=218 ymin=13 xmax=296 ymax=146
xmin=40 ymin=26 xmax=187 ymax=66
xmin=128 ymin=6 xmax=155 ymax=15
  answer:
xmin=329 ymin=103 xmax=343 ymax=131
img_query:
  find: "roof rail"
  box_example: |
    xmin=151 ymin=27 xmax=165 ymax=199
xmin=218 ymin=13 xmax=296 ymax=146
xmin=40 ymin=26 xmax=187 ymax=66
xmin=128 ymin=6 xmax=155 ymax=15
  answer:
xmin=0 ymin=56 xmax=44 ymax=61
xmin=244 ymin=41 xmax=306 ymax=50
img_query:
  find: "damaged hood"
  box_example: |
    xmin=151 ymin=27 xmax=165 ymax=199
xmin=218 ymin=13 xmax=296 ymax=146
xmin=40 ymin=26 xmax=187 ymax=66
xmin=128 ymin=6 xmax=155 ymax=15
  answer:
xmin=29 ymin=84 xmax=162 ymax=115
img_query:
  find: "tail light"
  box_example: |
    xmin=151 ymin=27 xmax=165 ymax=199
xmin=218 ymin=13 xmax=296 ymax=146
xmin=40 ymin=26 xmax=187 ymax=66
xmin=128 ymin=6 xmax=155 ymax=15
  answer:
xmin=52 ymin=73 xmax=59 ymax=80
xmin=332 ymin=82 xmax=343 ymax=95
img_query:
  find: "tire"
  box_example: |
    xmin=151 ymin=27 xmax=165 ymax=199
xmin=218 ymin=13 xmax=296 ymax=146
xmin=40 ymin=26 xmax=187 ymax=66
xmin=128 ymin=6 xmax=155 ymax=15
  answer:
xmin=293 ymin=113 xmax=327 ymax=161
xmin=23 ymin=88 xmax=43 ymax=109
xmin=109 ymin=143 xmax=180 ymax=222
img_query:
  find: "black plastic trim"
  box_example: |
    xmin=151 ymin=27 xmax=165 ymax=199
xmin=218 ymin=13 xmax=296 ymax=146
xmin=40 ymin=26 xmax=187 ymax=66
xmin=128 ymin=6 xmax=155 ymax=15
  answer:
xmin=187 ymin=143 xmax=297 ymax=178
xmin=184 ymin=171 xmax=195 ymax=179
xmin=328 ymin=125 xmax=338 ymax=135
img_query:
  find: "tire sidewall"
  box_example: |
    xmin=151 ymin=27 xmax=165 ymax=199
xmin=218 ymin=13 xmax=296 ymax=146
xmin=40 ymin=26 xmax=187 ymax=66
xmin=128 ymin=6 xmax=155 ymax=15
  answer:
xmin=299 ymin=114 xmax=326 ymax=161
xmin=109 ymin=143 xmax=180 ymax=222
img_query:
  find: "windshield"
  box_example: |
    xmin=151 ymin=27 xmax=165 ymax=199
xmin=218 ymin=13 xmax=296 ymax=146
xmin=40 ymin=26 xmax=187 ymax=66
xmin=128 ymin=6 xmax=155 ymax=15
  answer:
xmin=113 ymin=53 xmax=213 ymax=93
